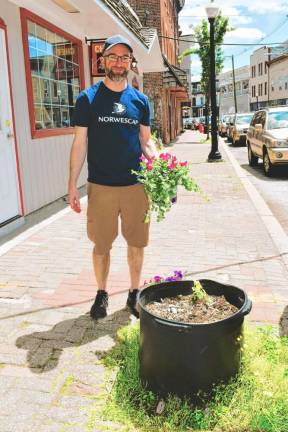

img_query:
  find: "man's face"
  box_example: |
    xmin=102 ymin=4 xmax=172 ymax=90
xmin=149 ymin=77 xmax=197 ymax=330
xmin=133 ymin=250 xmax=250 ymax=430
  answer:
xmin=101 ymin=44 xmax=132 ymax=82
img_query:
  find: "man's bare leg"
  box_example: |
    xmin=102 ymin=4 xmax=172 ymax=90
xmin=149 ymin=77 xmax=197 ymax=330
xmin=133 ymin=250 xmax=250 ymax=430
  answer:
xmin=127 ymin=245 xmax=144 ymax=291
xmin=92 ymin=247 xmax=110 ymax=290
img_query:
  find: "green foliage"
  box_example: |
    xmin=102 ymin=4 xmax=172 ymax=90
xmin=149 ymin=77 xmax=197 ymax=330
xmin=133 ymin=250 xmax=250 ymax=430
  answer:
xmin=151 ymin=130 xmax=164 ymax=151
xmin=191 ymin=280 xmax=208 ymax=303
xmin=59 ymin=374 xmax=75 ymax=396
xmin=100 ymin=324 xmax=288 ymax=432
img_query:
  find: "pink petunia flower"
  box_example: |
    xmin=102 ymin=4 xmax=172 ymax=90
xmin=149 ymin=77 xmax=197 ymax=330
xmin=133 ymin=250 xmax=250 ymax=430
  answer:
xmin=168 ymin=162 xmax=177 ymax=170
xmin=159 ymin=153 xmax=171 ymax=161
xmin=153 ymin=276 xmax=162 ymax=283
xmin=180 ymin=161 xmax=188 ymax=167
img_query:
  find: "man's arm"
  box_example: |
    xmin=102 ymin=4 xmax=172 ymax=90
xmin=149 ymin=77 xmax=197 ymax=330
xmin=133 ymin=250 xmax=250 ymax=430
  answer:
xmin=139 ymin=124 xmax=158 ymax=160
xmin=68 ymin=126 xmax=88 ymax=213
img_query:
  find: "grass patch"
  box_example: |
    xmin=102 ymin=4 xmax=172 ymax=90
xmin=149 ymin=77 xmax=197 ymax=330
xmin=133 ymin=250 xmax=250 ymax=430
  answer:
xmin=59 ymin=374 xmax=75 ymax=396
xmin=99 ymin=324 xmax=288 ymax=432
xmin=199 ymin=137 xmax=211 ymax=144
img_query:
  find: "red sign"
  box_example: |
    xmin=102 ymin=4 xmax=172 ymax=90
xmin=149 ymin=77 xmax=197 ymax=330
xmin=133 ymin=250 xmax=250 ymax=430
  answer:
xmin=91 ymin=41 xmax=105 ymax=77
xmin=54 ymin=44 xmax=79 ymax=80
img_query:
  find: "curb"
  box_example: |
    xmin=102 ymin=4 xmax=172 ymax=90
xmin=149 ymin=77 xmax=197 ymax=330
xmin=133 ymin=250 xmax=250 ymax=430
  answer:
xmin=221 ymin=140 xmax=288 ymax=271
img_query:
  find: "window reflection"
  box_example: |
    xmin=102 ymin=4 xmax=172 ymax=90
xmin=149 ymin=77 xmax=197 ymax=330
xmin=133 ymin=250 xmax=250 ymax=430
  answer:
xmin=27 ymin=19 xmax=80 ymax=129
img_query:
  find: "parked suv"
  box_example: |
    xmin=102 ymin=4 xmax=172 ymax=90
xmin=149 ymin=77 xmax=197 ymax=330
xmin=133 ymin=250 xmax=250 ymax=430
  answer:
xmin=230 ymin=112 xmax=254 ymax=146
xmin=247 ymin=107 xmax=288 ymax=176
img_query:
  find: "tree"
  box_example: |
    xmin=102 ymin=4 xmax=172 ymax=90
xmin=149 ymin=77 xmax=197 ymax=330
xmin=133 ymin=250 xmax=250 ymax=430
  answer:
xmin=179 ymin=12 xmax=231 ymax=138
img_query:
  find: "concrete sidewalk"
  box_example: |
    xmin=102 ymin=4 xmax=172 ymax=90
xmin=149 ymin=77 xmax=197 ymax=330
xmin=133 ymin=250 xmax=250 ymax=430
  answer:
xmin=0 ymin=130 xmax=287 ymax=431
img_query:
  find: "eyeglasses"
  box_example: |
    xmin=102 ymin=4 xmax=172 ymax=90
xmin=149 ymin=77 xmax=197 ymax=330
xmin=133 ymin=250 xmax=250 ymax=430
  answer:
xmin=103 ymin=54 xmax=132 ymax=63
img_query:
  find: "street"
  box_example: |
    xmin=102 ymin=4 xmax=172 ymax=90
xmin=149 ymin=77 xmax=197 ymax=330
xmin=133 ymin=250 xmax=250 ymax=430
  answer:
xmin=224 ymin=138 xmax=288 ymax=237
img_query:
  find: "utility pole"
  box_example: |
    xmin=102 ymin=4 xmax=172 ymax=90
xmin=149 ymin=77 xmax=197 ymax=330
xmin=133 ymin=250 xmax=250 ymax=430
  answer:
xmin=231 ymin=55 xmax=237 ymax=114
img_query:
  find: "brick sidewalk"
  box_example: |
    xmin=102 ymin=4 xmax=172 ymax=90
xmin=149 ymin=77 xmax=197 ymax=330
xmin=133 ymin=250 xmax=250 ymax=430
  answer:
xmin=0 ymin=130 xmax=287 ymax=431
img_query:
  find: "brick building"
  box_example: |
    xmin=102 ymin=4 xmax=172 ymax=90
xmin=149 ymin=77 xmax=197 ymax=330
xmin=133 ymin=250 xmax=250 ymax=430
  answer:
xmin=129 ymin=0 xmax=189 ymax=144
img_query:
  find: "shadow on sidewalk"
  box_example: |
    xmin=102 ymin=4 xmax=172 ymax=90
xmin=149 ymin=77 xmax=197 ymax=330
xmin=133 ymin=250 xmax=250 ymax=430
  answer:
xmin=16 ymin=308 xmax=131 ymax=374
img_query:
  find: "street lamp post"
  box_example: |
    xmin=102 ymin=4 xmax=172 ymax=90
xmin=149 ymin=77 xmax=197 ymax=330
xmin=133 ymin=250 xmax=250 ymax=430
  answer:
xmin=255 ymin=89 xmax=259 ymax=110
xmin=205 ymin=2 xmax=222 ymax=162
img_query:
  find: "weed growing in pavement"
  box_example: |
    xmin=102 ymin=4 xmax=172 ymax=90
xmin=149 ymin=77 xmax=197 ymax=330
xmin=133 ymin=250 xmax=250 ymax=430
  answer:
xmin=98 ymin=324 xmax=288 ymax=432
xmin=59 ymin=374 xmax=75 ymax=396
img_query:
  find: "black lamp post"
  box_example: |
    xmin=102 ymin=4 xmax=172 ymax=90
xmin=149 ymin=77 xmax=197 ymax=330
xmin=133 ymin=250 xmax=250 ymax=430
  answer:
xmin=205 ymin=2 xmax=222 ymax=162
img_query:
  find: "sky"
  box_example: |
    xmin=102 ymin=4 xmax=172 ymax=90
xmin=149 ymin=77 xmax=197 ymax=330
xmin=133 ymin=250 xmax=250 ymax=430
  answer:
xmin=178 ymin=0 xmax=288 ymax=81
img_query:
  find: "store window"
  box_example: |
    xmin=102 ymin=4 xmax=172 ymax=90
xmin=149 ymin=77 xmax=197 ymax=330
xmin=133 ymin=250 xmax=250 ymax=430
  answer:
xmin=21 ymin=9 xmax=84 ymax=138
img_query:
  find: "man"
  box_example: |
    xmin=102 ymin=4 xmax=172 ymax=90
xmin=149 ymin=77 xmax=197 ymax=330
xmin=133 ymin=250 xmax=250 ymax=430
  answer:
xmin=68 ymin=35 xmax=157 ymax=319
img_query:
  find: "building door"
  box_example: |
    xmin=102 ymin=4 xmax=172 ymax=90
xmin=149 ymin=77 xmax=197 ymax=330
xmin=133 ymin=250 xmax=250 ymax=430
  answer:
xmin=0 ymin=25 xmax=21 ymax=225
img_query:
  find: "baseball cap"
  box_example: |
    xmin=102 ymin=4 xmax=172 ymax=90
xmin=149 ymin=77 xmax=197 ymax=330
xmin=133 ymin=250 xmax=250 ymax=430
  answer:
xmin=102 ymin=35 xmax=133 ymax=54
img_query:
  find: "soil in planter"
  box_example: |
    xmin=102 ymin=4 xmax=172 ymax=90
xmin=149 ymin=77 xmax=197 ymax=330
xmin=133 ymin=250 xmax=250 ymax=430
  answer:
xmin=145 ymin=294 xmax=239 ymax=324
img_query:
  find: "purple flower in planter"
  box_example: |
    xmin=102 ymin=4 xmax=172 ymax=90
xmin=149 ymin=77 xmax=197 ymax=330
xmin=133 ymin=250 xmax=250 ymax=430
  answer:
xmin=165 ymin=276 xmax=174 ymax=282
xmin=174 ymin=270 xmax=183 ymax=279
xmin=145 ymin=270 xmax=184 ymax=286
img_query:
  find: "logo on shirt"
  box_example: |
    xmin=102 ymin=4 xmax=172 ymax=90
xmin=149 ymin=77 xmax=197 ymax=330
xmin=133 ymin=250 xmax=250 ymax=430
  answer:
xmin=112 ymin=103 xmax=126 ymax=115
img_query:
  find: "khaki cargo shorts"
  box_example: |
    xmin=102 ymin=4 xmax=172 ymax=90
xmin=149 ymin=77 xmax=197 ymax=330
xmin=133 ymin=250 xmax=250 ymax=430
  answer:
xmin=87 ymin=182 xmax=150 ymax=254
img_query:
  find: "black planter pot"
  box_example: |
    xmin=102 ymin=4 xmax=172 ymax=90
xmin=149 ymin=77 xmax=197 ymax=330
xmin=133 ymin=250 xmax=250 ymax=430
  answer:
xmin=138 ymin=279 xmax=252 ymax=399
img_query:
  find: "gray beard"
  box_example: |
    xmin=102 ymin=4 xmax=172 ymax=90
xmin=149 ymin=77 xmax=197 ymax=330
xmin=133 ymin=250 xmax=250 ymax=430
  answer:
xmin=106 ymin=68 xmax=128 ymax=82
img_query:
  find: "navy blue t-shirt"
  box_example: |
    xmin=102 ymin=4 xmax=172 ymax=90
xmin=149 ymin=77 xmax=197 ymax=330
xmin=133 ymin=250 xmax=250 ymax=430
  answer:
xmin=72 ymin=81 xmax=150 ymax=186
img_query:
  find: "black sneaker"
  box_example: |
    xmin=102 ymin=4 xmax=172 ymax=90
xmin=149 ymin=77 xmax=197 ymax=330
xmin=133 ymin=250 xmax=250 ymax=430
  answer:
xmin=90 ymin=290 xmax=108 ymax=320
xmin=126 ymin=289 xmax=139 ymax=318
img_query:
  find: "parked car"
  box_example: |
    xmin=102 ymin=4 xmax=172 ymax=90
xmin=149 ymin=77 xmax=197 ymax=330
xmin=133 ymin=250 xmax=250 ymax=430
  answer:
xmin=183 ymin=117 xmax=202 ymax=130
xmin=229 ymin=112 xmax=254 ymax=146
xmin=218 ymin=114 xmax=231 ymax=137
xmin=246 ymin=107 xmax=288 ymax=176
xmin=183 ymin=117 xmax=192 ymax=129
xmin=199 ymin=115 xmax=211 ymax=132
xmin=226 ymin=115 xmax=235 ymax=142
xmin=191 ymin=117 xmax=201 ymax=130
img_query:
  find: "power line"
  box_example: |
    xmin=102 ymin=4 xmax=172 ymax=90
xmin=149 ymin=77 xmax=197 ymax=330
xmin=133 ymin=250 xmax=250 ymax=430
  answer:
xmin=179 ymin=15 xmax=252 ymax=18
xmin=232 ymin=16 xmax=288 ymax=57
xmin=160 ymin=34 xmax=288 ymax=47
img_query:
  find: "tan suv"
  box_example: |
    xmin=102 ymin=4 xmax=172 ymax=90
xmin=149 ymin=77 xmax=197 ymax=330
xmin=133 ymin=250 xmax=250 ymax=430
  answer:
xmin=247 ymin=107 xmax=288 ymax=176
